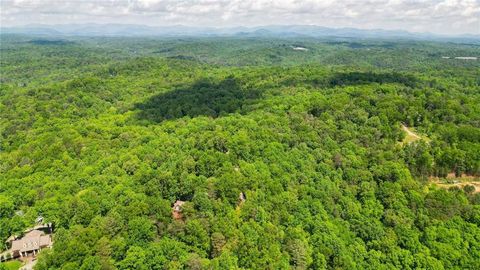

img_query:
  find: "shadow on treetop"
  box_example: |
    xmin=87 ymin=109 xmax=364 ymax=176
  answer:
xmin=280 ymin=71 xmax=419 ymax=88
xmin=134 ymin=76 xmax=262 ymax=123
xmin=328 ymin=72 xmax=419 ymax=88
xmin=135 ymin=71 xmax=419 ymax=123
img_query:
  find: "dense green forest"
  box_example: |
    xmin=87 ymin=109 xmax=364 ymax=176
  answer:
xmin=1 ymin=35 xmax=479 ymax=269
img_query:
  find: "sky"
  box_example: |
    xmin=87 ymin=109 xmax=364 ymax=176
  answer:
xmin=1 ymin=0 xmax=479 ymax=35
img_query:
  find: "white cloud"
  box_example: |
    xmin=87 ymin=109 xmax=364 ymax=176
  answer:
xmin=0 ymin=0 xmax=479 ymax=34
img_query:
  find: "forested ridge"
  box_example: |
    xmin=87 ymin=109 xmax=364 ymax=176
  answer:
xmin=0 ymin=35 xmax=479 ymax=269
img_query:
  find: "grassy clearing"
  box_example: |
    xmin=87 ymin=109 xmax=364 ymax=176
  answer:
xmin=431 ymin=181 xmax=480 ymax=193
xmin=1 ymin=260 xmax=22 ymax=270
xmin=401 ymin=124 xmax=430 ymax=144
xmin=429 ymin=174 xmax=480 ymax=193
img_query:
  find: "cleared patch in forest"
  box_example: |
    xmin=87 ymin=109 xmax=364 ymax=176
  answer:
xmin=401 ymin=124 xmax=429 ymax=144
xmin=454 ymin=57 xmax=477 ymax=60
xmin=292 ymin=46 xmax=308 ymax=51
xmin=429 ymin=175 xmax=480 ymax=193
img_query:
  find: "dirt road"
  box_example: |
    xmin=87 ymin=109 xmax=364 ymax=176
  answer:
xmin=402 ymin=124 xmax=421 ymax=139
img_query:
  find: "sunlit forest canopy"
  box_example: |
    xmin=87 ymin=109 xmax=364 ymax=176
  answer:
xmin=0 ymin=34 xmax=479 ymax=269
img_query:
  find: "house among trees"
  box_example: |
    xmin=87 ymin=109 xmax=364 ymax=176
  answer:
xmin=172 ymin=200 xmax=185 ymax=220
xmin=4 ymin=223 xmax=53 ymax=259
xmin=239 ymin=192 xmax=246 ymax=204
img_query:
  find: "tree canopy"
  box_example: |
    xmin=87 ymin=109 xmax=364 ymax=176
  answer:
xmin=1 ymin=35 xmax=479 ymax=269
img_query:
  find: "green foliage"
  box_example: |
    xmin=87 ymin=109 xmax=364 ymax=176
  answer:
xmin=117 ymin=246 xmax=148 ymax=270
xmin=127 ymin=217 xmax=155 ymax=246
xmin=0 ymin=261 xmax=21 ymax=270
xmin=0 ymin=35 xmax=479 ymax=269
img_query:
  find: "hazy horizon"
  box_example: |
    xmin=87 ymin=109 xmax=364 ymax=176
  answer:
xmin=3 ymin=22 xmax=477 ymax=37
xmin=1 ymin=0 xmax=479 ymax=36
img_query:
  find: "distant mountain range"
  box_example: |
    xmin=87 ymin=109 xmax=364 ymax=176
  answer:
xmin=2 ymin=24 xmax=479 ymax=42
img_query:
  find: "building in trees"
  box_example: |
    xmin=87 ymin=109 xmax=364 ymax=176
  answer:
xmin=172 ymin=200 xmax=186 ymax=220
xmin=238 ymin=192 xmax=246 ymax=204
xmin=10 ymin=230 xmax=52 ymax=258
xmin=6 ymin=223 xmax=53 ymax=259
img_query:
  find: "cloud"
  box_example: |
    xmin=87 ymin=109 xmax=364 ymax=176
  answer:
xmin=0 ymin=0 xmax=479 ymax=34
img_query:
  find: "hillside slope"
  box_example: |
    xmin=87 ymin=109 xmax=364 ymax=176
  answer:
xmin=1 ymin=36 xmax=479 ymax=270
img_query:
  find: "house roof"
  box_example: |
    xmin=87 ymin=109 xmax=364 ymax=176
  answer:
xmin=25 ymin=223 xmax=52 ymax=233
xmin=24 ymin=230 xmax=43 ymax=238
xmin=173 ymin=200 xmax=185 ymax=212
xmin=11 ymin=230 xmax=52 ymax=253
xmin=39 ymin=235 xmax=52 ymax=246
xmin=5 ymin=235 xmax=17 ymax=243
xmin=172 ymin=200 xmax=186 ymax=220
